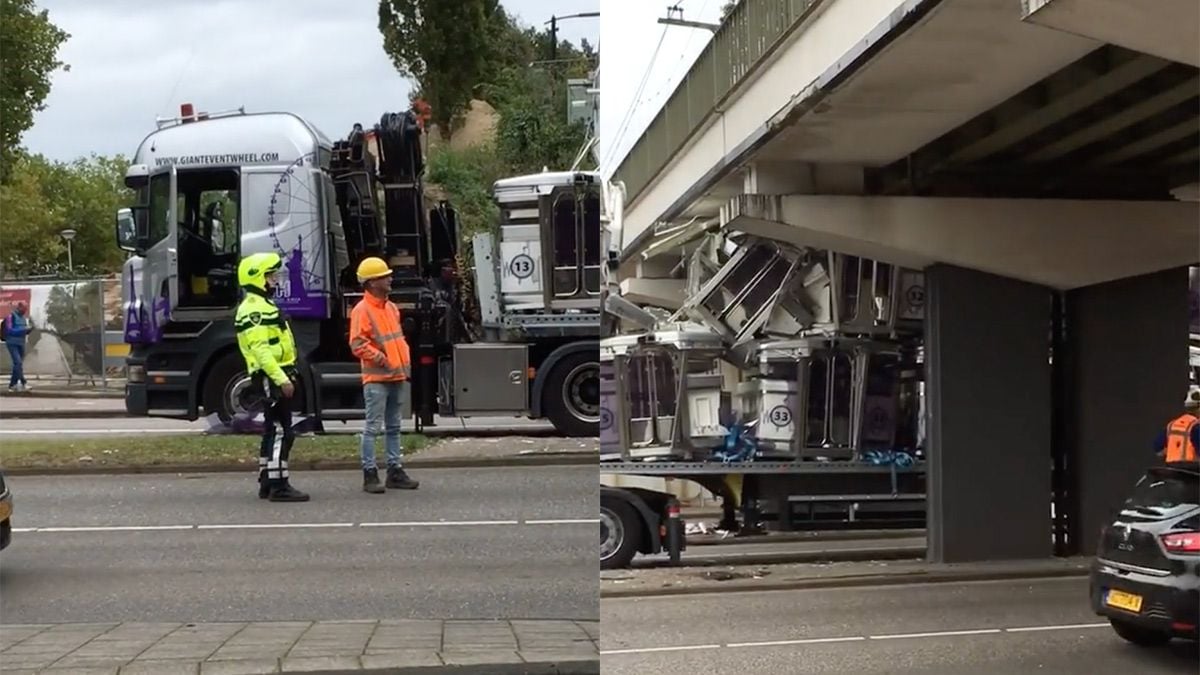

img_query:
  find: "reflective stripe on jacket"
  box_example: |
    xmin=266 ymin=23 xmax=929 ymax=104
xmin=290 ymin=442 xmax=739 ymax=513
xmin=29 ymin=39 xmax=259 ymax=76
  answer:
xmin=234 ymin=291 xmax=296 ymax=386
xmin=1165 ymin=413 xmax=1199 ymax=463
xmin=349 ymin=294 xmax=410 ymax=383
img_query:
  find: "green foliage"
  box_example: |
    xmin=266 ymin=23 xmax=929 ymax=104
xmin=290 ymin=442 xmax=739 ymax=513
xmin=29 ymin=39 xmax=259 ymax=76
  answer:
xmin=426 ymin=143 xmax=505 ymax=238
xmin=0 ymin=152 xmax=134 ymax=277
xmin=0 ymin=0 xmax=70 ymax=183
xmin=378 ymin=0 xmax=491 ymax=140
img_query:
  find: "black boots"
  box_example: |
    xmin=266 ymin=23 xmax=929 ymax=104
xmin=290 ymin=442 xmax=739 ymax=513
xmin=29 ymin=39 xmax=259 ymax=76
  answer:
xmin=258 ymin=470 xmax=270 ymax=499
xmin=386 ymin=466 xmax=419 ymax=490
xmin=363 ymin=468 xmax=386 ymax=494
xmin=268 ymin=480 xmax=310 ymax=502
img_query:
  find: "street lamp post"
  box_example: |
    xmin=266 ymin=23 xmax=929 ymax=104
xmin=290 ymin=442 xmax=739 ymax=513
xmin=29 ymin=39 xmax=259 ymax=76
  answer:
xmin=61 ymin=228 xmax=77 ymax=275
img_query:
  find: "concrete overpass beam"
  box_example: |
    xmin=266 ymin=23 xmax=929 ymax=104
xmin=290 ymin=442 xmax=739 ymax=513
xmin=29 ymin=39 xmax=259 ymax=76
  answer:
xmin=722 ymin=194 xmax=1199 ymax=289
xmin=1022 ymin=0 xmax=1200 ymax=67
xmin=743 ymin=161 xmax=866 ymax=196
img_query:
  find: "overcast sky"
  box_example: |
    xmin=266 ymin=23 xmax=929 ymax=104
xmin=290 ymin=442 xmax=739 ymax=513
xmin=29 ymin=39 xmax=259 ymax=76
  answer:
xmin=23 ymin=0 xmax=599 ymax=162
xmin=598 ymin=0 xmax=722 ymax=176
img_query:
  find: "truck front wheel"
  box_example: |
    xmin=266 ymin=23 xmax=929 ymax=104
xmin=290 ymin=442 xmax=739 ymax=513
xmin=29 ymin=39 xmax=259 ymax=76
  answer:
xmin=202 ymin=352 xmax=262 ymax=424
xmin=541 ymin=351 xmax=599 ymax=437
xmin=601 ymin=496 xmax=641 ymax=570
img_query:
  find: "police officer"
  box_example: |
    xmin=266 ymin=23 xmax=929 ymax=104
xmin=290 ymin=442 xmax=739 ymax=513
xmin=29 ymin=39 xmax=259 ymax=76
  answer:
xmin=235 ymin=252 xmax=309 ymax=502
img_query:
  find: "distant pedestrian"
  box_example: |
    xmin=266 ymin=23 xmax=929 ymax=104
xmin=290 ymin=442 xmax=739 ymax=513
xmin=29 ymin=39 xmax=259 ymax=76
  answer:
xmin=3 ymin=302 xmax=32 ymax=393
xmin=349 ymin=257 xmax=419 ymax=494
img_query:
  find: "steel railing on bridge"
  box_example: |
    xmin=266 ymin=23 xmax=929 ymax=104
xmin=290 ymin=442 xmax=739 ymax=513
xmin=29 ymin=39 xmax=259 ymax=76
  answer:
xmin=611 ymin=0 xmax=822 ymax=206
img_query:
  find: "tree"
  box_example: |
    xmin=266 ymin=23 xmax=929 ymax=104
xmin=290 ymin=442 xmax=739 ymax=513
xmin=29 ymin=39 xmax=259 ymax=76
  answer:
xmin=0 ymin=0 xmax=69 ymax=183
xmin=378 ymin=0 xmax=491 ymax=140
xmin=0 ymin=153 xmax=62 ymax=276
xmin=0 ymin=153 xmax=133 ymax=277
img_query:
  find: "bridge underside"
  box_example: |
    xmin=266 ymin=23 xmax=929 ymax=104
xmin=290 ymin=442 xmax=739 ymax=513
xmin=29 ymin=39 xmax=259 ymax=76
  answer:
xmin=616 ymin=0 xmax=1199 ymax=563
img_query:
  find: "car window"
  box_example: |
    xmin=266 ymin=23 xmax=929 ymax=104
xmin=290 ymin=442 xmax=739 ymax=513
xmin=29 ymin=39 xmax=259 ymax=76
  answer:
xmin=1122 ymin=468 xmax=1200 ymax=516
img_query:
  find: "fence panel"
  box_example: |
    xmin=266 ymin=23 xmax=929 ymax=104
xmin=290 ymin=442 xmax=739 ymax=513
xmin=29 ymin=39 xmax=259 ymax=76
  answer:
xmin=0 ymin=277 xmax=125 ymax=386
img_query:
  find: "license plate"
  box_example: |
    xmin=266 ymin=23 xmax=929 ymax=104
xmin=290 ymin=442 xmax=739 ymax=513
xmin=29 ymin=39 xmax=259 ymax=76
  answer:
xmin=0 ymin=500 xmax=10 ymax=521
xmin=1105 ymin=589 xmax=1143 ymax=613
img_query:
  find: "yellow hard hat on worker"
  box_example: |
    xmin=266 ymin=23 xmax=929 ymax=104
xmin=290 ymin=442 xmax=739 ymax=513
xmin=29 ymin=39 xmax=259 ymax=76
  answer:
xmin=356 ymin=256 xmax=392 ymax=283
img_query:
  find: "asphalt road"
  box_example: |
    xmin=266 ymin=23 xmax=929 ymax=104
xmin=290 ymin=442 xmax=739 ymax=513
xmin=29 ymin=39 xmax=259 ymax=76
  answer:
xmin=600 ymin=578 xmax=1199 ymax=674
xmin=0 ymin=466 xmax=597 ymax=623
xmin=0 ymin=414 xmax=554 ymax=436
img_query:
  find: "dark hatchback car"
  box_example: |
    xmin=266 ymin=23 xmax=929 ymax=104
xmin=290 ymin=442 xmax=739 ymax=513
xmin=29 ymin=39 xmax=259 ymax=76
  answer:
xmin=1091 ymin=461 xmax=1199 ymax=646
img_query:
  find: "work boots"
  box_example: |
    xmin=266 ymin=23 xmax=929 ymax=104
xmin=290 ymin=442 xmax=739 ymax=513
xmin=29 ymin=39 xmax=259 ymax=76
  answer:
xmin=268 ymin=480 xmax=310 ymax=502
xmin=363 ymin=468 xmax=386 ymax=494
xmin=386 ymin=466 xmax=419 ymax=490
xmin=258 ymin=470 xmax=270 ymax=499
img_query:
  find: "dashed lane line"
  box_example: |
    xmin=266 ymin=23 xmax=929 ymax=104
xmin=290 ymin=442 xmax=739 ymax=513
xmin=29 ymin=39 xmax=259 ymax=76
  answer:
xmin=600 ymin=623 xmax=1111 ymax=655
xmin=12 ymin=518 xmax=597 ymax=533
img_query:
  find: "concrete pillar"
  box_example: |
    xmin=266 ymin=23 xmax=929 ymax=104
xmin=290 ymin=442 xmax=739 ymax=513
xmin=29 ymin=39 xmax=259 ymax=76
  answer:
xmin=925 ymin=264 xmax=1053 ymax=563
xmin=1064 ymin=267 xmax=1191 ymax=556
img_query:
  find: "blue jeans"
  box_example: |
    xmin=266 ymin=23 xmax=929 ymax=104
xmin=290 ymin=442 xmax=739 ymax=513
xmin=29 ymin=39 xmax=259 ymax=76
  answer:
xmin=361 ymin=381 xmax=407 ymax=470
xmin=7 ymin=343 xmax=25 ymax=388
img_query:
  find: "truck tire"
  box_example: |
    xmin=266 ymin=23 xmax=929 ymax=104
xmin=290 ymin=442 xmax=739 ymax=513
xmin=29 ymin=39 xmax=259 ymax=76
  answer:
xmin=601 ymin=495 xmax=641 ymax=570
xmin=202 ymin=352 xmax=261 ymax=424
xmin=541 ymin=351 xmax=599 ymax=437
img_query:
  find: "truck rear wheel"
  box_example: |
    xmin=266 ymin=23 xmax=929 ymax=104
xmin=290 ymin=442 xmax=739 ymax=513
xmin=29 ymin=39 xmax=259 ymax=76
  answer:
xmin=542 ymin=351 xmax=599 ymax=437
xmin=601 ymin=495 xmax=641 ymax=570
xmin=203 ymin=352 xmax=262 ymax=424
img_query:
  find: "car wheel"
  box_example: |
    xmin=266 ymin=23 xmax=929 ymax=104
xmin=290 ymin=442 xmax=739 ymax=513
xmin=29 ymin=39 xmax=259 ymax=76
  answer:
xmin=1109 ymin=618 xmax=1171 ymax=647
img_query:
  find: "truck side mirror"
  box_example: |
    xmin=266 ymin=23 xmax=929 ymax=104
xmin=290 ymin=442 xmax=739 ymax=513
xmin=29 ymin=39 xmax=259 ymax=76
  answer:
xmin=115 ymin=206 xmax=150 ymax=255
xmin=116 ymin=208 xmax=137 ymax=252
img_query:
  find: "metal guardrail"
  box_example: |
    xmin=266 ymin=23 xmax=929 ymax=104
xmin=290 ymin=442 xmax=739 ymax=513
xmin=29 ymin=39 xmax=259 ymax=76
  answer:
xmin=611 ymin=0 xmax=822 ymax=207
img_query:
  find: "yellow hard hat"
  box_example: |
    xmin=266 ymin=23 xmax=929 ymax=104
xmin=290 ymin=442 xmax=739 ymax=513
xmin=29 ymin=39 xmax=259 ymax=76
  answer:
xmin=356 ymin=256 xmax=392 ymax=283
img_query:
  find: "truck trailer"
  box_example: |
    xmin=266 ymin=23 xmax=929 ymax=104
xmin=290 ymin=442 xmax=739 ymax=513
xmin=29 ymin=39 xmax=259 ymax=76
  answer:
xmin=115 ymin=104 xmax=600 ymax=436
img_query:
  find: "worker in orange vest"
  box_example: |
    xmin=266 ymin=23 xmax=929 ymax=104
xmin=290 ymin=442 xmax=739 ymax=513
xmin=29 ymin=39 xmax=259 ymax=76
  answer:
xmin=349 ymin=257 xmax=420 ymax=493
xmin=1155 ymin=386 xmax=1200 ymax=463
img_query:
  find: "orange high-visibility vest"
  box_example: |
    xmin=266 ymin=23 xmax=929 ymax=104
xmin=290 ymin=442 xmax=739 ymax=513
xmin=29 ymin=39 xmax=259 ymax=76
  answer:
xmin=1164 ymin=413 xmax=1198 ymax=463
xmin=349 ymin=294 xmax=411 ymax=384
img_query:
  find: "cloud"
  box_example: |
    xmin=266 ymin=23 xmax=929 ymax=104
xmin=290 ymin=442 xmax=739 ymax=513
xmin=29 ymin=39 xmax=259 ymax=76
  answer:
xmin=23 ymin=0 xmax=598 ymax=162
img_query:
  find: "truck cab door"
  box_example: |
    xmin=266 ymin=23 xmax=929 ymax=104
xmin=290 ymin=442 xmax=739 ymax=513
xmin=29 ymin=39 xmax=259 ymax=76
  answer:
xmin=142 ymin=165 xmax=179 ymax=330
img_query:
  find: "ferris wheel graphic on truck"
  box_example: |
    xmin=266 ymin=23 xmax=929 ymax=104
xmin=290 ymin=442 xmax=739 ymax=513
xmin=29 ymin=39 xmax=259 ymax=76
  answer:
xmin=263 ymin=153 xmax=329 ymax=318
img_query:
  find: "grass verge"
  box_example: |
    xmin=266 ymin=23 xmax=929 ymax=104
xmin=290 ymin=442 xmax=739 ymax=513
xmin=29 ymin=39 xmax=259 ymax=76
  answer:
xmin=0 ymin=433 xmax=429 ymax=470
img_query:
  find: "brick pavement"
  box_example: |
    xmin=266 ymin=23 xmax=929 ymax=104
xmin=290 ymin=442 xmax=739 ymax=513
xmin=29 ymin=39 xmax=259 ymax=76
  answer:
xmin=0 ymin=619 xmax=599 ymax=674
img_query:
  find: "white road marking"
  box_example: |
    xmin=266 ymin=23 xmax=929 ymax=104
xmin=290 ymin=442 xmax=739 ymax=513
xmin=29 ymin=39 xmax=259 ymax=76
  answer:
xmin=525 ymin=519 xmax=599 ymax=525
xmin=360 ymin=520 xmax=520 ymax=527
xmin=870 ymin=628 xmax=1003 ymax=640
xmin=727 ymin=636 xmax=866 ymax=648
xmin=1006 ymin=622 xmax=1109 ymax=633
xmin=600 ymin=622 xmax=1114 ymax=655
xmin=13 ymin=518 xmax=590 ymax=533
xmin=601 ymin=644 xmax=722 ymax=655
xmin=34 ymin=525 xmax=193 ymax=533
xmin=196 ymin=523 xmax=355 ymax=530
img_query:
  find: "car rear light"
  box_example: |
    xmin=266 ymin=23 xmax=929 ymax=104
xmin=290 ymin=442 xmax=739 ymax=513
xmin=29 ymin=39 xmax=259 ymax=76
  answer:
xmin=1160 ymin=531 xmax=1200 ymax=554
